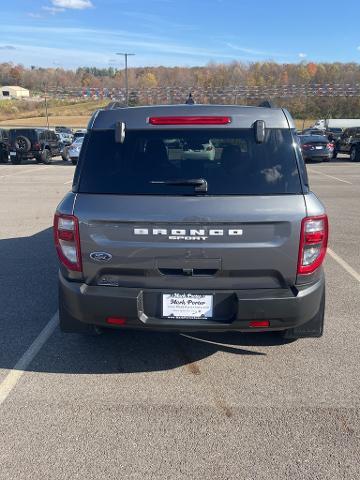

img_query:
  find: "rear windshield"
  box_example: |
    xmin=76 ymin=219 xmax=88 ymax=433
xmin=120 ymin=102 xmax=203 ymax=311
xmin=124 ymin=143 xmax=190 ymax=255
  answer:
xmin=300 ymin=135 xmax=327 ymax=143
xmin=77 ymin=128 xmax=302 ymax=195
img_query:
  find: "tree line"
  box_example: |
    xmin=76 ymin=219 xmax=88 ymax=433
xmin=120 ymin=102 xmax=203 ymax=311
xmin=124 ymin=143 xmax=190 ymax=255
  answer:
xmin=2 ymin=61 xmax=360 ymax=119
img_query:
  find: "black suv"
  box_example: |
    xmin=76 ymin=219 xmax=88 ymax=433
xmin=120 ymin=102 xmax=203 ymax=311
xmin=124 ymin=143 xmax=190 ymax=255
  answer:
xmin=0 ymin=128 xmax=9 ymax=163
xmin=8 ymin=128 xmax=61 ymax=164
xmin=334 ymin=127 xmax=360 ymax=161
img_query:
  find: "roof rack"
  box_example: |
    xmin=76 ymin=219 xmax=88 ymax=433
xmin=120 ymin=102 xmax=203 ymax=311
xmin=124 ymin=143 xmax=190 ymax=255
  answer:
xmin=257 ymin=100 xmax=276 ymax=108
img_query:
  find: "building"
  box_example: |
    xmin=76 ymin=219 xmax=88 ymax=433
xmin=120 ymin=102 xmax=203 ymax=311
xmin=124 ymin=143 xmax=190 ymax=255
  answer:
xmin=0 ymin=86 xmax=30 ymax=100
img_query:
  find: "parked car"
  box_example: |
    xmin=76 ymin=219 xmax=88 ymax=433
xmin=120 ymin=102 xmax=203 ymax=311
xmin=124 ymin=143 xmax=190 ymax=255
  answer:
xmin=55 ymin=126 xmax=73 ymax=135
xmin=333 ymin=127 xmax=360 ymax=161
xmin=302 ymin=128 xmax=326 ymax=136
xmin=182 ymin=139 xmax=216 ymax=161
xmin=73 ymin=129 xmax=87 ymax=140
xmin=57 ymin=131 xmax=73 ymax=146
xmin=0 ymin=128 xmax=9 ymax=163
xmin=54 ymin=104 xmax=328 ymax=340
xmin=325 ymin=127 xmax=343 ymax=142
xmin=67 ymin=136 xmax=84 ymax=165
xmin=8 ymin=128 xmax=61 ymax=164
xmin=299 ymin=135 xmax=333 ymax=163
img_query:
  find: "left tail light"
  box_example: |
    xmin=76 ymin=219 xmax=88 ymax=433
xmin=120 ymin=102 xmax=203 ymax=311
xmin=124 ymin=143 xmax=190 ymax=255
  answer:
xmin=297 ymin=215 xmax=328 ymax=275
xmin=54 ymin=213 xmax=82 ymax=272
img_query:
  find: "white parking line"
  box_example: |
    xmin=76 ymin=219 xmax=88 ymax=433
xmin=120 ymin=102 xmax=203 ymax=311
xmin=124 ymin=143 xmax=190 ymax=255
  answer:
xmin=0 ymin=313 xmax=58 ymax=406
xmin=64 ymin=180 xmax=73 ymax=185
xmin=328 ymin=248 xmax=360 ymax=283
xmin=0 ymin=166 xmax=51 ymax=180
xmin=308 ymin=169 xmax=352 ymax=185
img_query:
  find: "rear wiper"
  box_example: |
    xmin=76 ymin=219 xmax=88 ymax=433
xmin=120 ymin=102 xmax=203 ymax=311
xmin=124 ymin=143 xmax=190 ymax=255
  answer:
xmin=150 ymin=178 xmax=208 ymax=192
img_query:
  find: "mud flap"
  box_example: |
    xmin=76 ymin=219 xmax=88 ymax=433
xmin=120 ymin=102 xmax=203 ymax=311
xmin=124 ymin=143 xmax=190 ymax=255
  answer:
xmin=283 ymin=290 xmax=325 ymax=339
xmin=59 ymin=292 xmax=101 ymax=335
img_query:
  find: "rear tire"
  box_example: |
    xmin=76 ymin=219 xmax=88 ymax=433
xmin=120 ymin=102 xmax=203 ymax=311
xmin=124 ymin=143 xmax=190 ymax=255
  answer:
xmin=332 ymin=149 xmax=338 ymax=159
xmin=352 ymin=145 xmax=360 ymax=162
xmin=282 ymin=290 xmax=325 ymax=340
xmin=71 ymin=158 xmax=77 ymax=165
xmin=0 ymin=150 xmax=8 ymax=163
xmin=350 ymin=146 xmax=357 ymax=162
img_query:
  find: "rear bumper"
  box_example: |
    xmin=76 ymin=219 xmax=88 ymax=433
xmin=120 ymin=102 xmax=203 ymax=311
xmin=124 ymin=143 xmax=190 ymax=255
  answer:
xmin=303 ymin=152 xmax=332 ymax=161
xmin=59 ymin=271 xmax=325 ymax=332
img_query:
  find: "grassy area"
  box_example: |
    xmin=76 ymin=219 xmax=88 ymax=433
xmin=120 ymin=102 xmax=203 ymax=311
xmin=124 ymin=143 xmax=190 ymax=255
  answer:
xmin=0 ymin=98 xmax=316 ymax=130
xmin=0 ymin=98 xmax=108 ymax=124
xmin=0 ymin=115 xmax=90 ymax=128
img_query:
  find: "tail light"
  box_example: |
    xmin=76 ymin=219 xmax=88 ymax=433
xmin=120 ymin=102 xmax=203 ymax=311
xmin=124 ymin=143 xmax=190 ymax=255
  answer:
xmin=54 ymin=213 xmax=82 ymax=272
xmin=33 ymin=142 xmax=41 ymax=150
xmin=301 ymin=144 xmax=312 ymax=150
xmin=298 ymin=215 xmax=328 ymax=275
xmin=326 ymin=143 xmax=334 ymax=150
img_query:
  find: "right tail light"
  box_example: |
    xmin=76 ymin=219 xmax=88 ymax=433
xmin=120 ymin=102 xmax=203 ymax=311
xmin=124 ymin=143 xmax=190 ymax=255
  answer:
xmin=298 ymin=215 xmax=328 ymax=275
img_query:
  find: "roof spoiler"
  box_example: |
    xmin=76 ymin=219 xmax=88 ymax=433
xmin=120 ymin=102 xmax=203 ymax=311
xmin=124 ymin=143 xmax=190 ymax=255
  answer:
xmin=257 ymin=100 xmax=276 ymax=108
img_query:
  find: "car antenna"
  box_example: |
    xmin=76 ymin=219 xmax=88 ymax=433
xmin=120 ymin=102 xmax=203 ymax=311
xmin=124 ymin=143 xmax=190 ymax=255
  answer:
xmin=185 ymin=92 xmax=195 ymax=105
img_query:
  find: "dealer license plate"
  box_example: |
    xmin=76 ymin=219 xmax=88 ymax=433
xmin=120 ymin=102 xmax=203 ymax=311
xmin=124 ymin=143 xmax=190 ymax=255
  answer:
xmin=162 ymin=293 xmax=213 ymax=319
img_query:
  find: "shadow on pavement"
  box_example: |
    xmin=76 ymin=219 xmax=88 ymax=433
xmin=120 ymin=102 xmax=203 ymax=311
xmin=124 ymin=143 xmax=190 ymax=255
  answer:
xmin=0 ymin=227 xmax=290 ymax=376
xmin=0 ymin=157 xmax=74 ymax=166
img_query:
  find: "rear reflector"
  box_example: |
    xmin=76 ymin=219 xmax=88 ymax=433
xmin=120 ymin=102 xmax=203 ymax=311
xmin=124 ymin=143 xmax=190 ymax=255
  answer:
xmin=106 ymin=317 xmax=127 ymax=325
xmin=148 ymin=116 xmax=232 ymax=125
xmin=249 ymin=320 xmax=270 ymax=328
xmin=298 ymin=215 xmax=328 ymax=275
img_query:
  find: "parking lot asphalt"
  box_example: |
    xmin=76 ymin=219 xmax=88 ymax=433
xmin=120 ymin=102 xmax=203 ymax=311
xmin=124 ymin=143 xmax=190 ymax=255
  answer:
xmin=0 ymin=157 xmax=359 ymax=479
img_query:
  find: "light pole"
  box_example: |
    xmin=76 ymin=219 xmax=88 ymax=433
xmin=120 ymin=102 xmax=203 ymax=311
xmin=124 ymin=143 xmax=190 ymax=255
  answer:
xmin=116 ymin=52 xmax=135 ymax=105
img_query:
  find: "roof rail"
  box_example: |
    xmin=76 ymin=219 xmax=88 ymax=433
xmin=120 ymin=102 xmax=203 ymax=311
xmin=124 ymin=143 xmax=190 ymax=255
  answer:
xmin=258 ymin=100 xmax=276 ymax=108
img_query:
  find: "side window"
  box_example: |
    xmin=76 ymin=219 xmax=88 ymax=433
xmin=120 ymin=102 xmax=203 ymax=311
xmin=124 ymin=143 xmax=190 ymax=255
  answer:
xmin=39 ymin=132 xmax=46 ymax=142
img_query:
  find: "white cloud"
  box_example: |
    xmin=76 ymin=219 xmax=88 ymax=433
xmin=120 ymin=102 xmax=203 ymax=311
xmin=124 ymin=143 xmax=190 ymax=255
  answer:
xmin=226 ymin=42 xmax=288 ymax=58
xmin=0 ymin=45 xmax=16 ymax=50
xmin=51 ymin=0 xmax=93 ymax=9
xmin=298 ymin=52 xmax=307 ymax=58
xmin=42 ymin=6 xmax=65 ymax=14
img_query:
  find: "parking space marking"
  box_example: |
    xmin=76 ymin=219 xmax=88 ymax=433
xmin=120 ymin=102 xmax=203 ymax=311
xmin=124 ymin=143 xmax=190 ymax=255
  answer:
xmin=0 ymin=166 xmax=51 ymax=180
xmin=0 ymin=313 xmax=58 ymax=406
xmin=328 ymin=248 xmax=360 ymax=283
xmin=64 ymin=180 xmax=73 ymax=185
xmin=308 ymin=169 xmax=352 ymax=185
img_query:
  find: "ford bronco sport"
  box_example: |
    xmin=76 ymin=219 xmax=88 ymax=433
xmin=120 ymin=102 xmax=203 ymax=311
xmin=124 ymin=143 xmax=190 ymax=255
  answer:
xmin=54 ymin=104 xmax=328 ymax=340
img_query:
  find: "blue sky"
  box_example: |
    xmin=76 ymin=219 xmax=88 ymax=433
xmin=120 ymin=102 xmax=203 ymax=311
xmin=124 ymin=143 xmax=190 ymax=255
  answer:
xmin=1 ymin=0 xmax=360 ymax=69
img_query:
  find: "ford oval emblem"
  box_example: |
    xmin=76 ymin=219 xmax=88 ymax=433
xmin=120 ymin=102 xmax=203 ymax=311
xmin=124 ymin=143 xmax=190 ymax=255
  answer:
xmin=90 ymin=252 xmax=113 ymax=262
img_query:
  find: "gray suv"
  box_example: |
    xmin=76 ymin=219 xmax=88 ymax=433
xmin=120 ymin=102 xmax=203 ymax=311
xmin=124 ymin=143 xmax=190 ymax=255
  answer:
xmin=54 ymin=104 xmax=328 ymax=340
